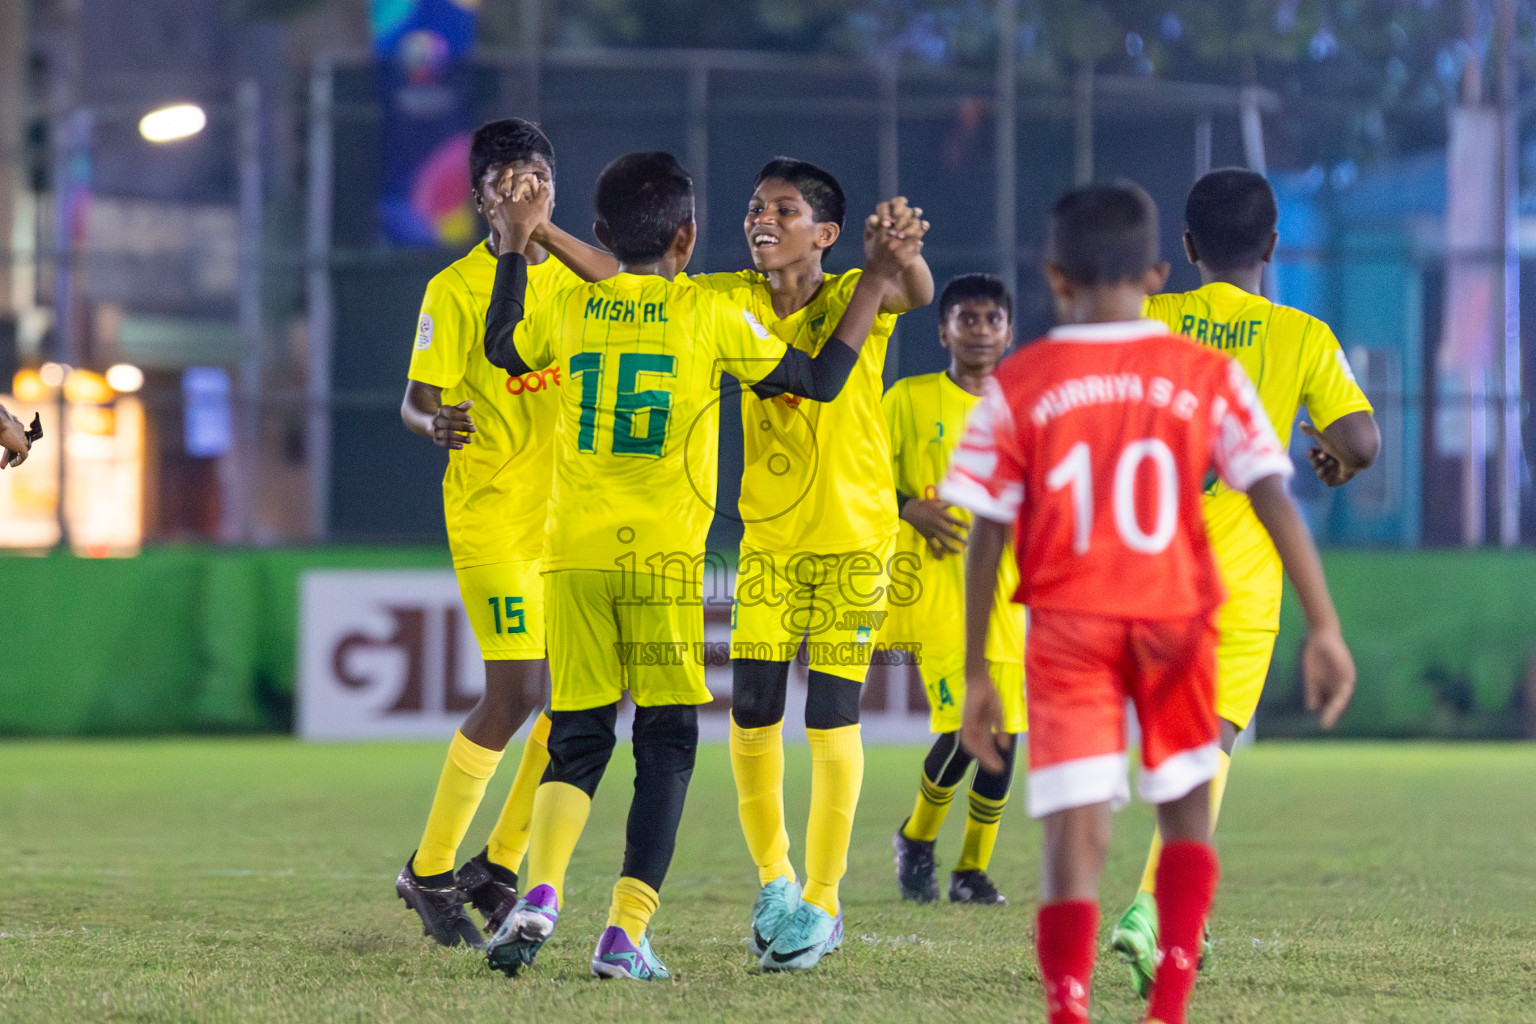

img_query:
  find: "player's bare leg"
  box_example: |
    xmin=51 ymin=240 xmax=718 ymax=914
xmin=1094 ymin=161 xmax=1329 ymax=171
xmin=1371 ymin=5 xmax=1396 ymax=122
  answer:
xmin=398 ymin=658 xmax=548 ymax=946
xmin=1035 ymin=802 xmax=1112 ymax=1024
xmin=1143 ymin=783 xmax=1218 ymax=1024
xmin=459 ymin=659 xmax=553 ymax=929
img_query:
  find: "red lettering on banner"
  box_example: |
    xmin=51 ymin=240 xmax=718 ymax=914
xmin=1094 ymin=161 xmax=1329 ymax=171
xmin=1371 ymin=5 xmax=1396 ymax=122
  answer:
xmin=332 ymin=607 xmax=427 ymax=713
xmin=442 ymin=608 xmax=479 ymax=713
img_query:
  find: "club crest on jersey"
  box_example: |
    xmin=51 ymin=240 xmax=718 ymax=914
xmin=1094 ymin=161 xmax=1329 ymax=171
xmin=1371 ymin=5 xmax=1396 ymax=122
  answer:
xmin=415 ymin=314 xmax=434 ymax=350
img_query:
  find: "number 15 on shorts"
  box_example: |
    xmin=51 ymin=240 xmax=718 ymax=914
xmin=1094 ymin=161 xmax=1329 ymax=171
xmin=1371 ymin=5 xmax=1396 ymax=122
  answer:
xmin=488 ymin=596 xmax=526 ymax=634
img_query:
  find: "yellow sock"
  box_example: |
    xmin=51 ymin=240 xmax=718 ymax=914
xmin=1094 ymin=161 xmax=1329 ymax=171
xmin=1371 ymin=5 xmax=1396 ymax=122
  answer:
xmin=1138 ymin=747 xmax=1232 ymax=895
xmin=525 ymin=780 xmax=593 ymax=903
xmin=954 ymin=790 xmax=1008 ymax=873
xmin=902 ymin=771 xmax=960 ymax=843
xmin=802 ymin=724 xmax=864 ymax=916
xmin=485 ymin=712 xmax=552 ymax=875
xmin=730 ymin=718 xmax=795 ymax=886
xmin=607 ymin=876 xmax=660 ymax=944
xmin=413 ymin=730 xmax=503 ymax=877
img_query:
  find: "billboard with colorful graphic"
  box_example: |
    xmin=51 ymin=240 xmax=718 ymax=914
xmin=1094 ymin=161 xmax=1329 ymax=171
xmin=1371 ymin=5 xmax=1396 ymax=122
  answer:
xmin=372 ymin=0 xmax=480 ymax=245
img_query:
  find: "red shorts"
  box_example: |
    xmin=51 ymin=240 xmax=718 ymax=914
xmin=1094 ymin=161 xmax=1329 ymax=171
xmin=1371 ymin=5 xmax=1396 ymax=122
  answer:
xmin=1023 ymin=607 xmax=1221 ymax=818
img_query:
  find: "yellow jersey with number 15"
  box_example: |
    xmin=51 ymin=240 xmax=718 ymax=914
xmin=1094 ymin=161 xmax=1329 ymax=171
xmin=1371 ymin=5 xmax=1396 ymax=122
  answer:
xmin=407 ymin=243 xmax=584 ymax=568
xmin=882 ymin=371 xmax=1024 ymax=666
xmin=690 ymin=269 xmax=901 ymax=555
xmin=1144 ymin=281 xmax=1373 ymax=629
xmin=511 ymin=273 xmax=789 ymax=580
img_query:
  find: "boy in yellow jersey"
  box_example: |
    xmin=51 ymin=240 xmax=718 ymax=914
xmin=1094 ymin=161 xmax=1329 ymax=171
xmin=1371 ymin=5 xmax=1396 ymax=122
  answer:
xmin=690 ymin=157 xmax=934 ymax=971
xmin=1109 ymin=168 xmax=1381 ymax=995
xmin=476 ymin=151 xmax=919 ymax=980
xmin=885 ymin=274 xmax=1026 ymax=906
xmin=395 ymin=119 xmax=619 ymax=949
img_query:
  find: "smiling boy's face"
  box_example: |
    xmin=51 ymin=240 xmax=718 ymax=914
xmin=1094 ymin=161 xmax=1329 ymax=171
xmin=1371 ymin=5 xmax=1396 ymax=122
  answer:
xmin=940 ymin=298 xmax=1012 ymax=373
xmin=743 ymin=177 xmax=838 ymax=273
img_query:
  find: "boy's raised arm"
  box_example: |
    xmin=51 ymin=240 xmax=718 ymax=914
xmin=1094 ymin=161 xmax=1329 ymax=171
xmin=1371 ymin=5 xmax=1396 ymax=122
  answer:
xmin=750 ymin=204 xmax=925 ymax=402
xmin=533 ymin=220 xmax=621 ymax=283
xmin=483 ymin=181 xmax=554 ymax=375
xmin=866 ymin=197 xmax=934 ymax=313
xmin=1247 ymin=475 xmax=1356 ymax=728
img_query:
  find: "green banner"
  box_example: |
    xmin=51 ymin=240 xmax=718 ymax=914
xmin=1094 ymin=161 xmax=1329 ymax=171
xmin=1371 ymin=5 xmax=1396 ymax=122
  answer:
xmin=0 ymin=547 xmax=446 ymax=734
xmin=1 ymin=547 xmax=1533 ymax=738
xmin=1263 ymin=551 xmax=1536 ymax=738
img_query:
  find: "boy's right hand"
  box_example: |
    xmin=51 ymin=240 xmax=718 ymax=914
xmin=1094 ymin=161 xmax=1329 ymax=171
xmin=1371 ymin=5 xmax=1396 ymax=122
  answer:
xmin=487 ymin=173 xmax=553 ymax=256
xmin=433 ymin=400 xmax=476 ymax=450
xmin=959 ymin=668 xmax=1009 ymax=775
xmin=863 ymin=197 xmax=927 ymax=281
xmin=901 ymin=497 xmax=967 ymax=558
xmin=1302 ymin=625 xmax=1355 ymax=730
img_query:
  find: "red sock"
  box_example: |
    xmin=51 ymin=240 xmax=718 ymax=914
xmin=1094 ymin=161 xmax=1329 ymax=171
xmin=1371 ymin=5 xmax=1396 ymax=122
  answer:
xmin=1036 ymin=899 xmax=1098 ymax=1024
xmin=1147 ymin=840 xmax=1219 ymax=1024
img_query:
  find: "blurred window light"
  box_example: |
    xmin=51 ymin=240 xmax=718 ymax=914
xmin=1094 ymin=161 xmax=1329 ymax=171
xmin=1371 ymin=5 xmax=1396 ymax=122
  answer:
xmin=106 ymin=363 xmax=145 ymax=394
xmin=1125 ymin=32 xmax=1144 ymax=57
xmin=139 ymin=103 xmax=207 ymax=144
xmin=1309 ymin=27 xmax=1338 ymax=62
xmin=182 ymin=366 xmax=233 ymax=458
xmin=39 ymin=362 xmax=67 ymax=388
xmin=1275 ymin=0 xmax=1299 ymax=33
xmin=13 ymin=369 xmax=47 ymax=402
xmin=64 ymin=369 xmax=113 ymax=405
xmin=1159 ymin=14 xmax=1182 ymax=42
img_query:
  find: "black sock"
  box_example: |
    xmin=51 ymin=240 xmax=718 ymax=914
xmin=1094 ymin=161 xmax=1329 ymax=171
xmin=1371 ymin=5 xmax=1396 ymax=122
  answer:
xmin=620 ymin=705 xmax=700 ymax=891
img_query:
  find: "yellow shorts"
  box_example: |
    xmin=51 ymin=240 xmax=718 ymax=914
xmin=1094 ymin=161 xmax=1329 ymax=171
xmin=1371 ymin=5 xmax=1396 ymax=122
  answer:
xmin=1215 ymin=625 xmax=1278 ymax=729
xmin=917 ymin=650 xmax=1027 ymax=735
xmin=456 ymin=559 xmax=546 ymax=661
xmin=545 ymin=569 xmax=712 ymax=712
xmin=731 ymin=537 xmax=897 ymax=683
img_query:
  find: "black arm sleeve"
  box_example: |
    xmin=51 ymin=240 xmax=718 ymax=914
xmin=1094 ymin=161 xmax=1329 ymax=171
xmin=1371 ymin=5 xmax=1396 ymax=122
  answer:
xmin=749 ymin=337 xmax=860 ymax=403
xmin=484 ymin=253 xmax=533 ymax=376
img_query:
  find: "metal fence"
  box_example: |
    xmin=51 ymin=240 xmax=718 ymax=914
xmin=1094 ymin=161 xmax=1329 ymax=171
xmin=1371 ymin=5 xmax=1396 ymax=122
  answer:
xmin=8 ymin=46 xmax=1532 ymax=551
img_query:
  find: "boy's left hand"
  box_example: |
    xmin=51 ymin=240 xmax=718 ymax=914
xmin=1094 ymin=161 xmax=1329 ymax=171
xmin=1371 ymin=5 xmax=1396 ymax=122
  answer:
xmin=1299 ymin=422 xmax=1357 ymax=487
xmin=1302 ymin=624 xmax=1356 ymax=729
xmin=959 ymin=669 xmax=1009 ymax=774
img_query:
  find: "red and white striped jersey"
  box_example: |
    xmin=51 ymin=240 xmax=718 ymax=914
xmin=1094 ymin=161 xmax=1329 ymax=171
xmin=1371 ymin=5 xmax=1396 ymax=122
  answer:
xmin=939 ymin=319 xmax=1292 ymax=620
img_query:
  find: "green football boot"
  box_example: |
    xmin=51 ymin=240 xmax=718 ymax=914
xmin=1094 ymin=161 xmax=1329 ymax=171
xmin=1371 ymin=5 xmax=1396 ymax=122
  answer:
xmin=1109 ymin=890 xmax=1159 ymax=999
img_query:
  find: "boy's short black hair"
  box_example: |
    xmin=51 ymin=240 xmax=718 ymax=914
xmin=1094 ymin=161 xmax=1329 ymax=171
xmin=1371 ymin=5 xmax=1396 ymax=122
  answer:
xmin=753 ymin=157 xmax=846 ymax=231
xmin=594 ymin=152 xmax=695 ymax=263
xmin=940 ymin=274 xmax=1013 ymax=322
xmin=469 ymin=118 xmax=554 ymax=190
xmin=1184 ymin=168 xmax=1278 ymax=271
xmin=1046 ymin=181 xmax=1160 ymax=286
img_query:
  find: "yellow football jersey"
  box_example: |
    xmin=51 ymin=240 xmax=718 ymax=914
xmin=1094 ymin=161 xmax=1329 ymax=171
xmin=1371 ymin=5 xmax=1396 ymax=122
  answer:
xmin=407 ymin=243 xmax=583 ymax=568
xmin=1145 ymin=282 xmax=1373 ymax=628
xmin=511 ymin=273 xmax=788 ymax=580
xmin=689 ymin=269 xmax=900 ymax=554
xmin=882 ymin=371 xmax=1025 ymax=665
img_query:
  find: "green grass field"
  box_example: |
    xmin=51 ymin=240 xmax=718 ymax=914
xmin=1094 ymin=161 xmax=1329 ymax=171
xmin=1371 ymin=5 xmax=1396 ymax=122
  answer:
xmin=1 ymin=740 xmax=1533 ymax=1023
